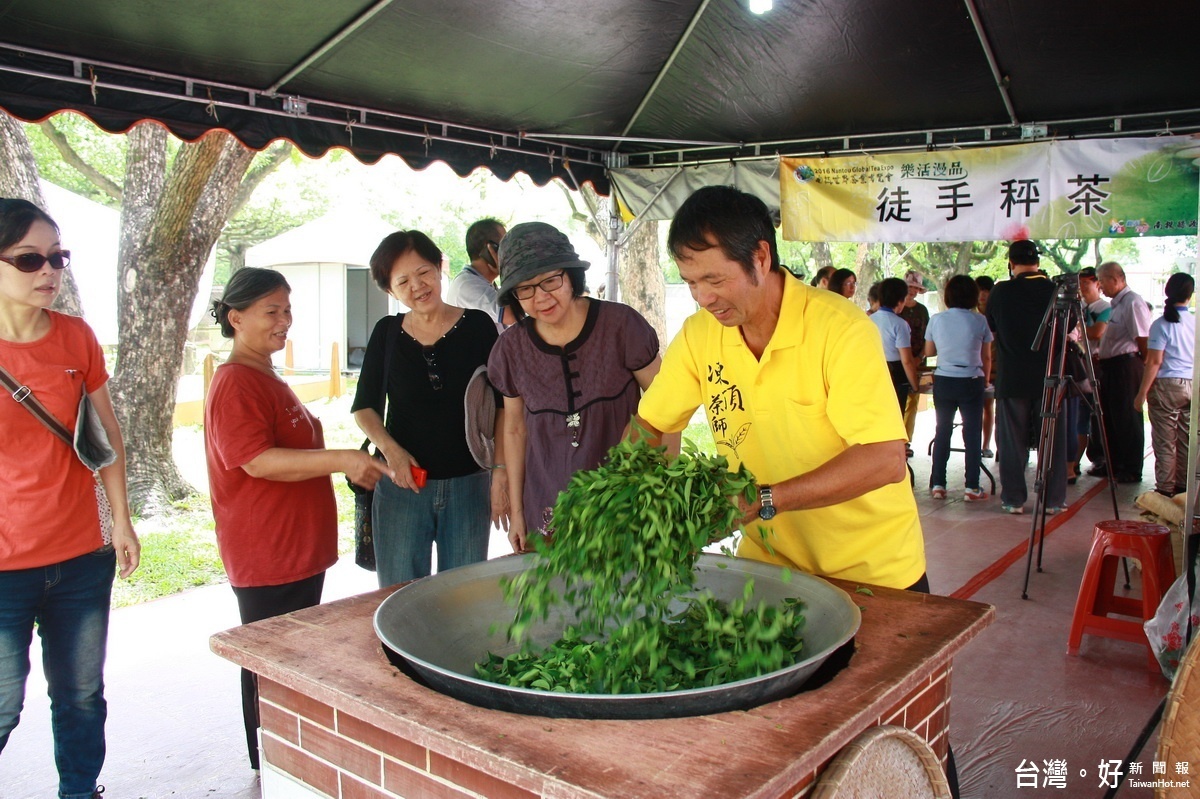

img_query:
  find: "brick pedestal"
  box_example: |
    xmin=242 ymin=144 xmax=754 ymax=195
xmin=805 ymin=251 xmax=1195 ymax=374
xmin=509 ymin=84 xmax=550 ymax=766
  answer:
xmin=213 ymin=583 xmax=989 ymax=799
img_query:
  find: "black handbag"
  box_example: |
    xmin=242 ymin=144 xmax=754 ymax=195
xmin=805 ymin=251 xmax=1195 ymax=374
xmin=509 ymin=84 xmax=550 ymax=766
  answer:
xmin=350 ymin=314 xmax=402 ymax=570
xmin=350 ymin=462 xmax=377 ymax=570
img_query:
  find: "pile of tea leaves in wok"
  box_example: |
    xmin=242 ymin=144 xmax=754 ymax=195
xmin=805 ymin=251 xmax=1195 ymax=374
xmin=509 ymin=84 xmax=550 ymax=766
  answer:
xmin=475 ymin=437 xmax=807 ymax=694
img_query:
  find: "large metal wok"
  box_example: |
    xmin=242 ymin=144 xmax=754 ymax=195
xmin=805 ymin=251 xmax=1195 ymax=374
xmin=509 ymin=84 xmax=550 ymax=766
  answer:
xmin=374 ymin=553 xmax=861 ymax=720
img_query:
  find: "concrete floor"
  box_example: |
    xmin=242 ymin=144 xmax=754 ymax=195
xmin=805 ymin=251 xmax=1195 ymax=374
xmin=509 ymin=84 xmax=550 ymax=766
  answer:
xmin=0 ymin=417 xmax=1179 ymax=799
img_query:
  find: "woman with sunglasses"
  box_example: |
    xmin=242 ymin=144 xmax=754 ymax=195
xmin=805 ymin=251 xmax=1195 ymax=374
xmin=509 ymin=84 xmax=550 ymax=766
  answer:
xmin=352 ymin=230 xmax=506 ymax=588
xmin=488 ymin=222 xmax=670 ymax=553
xmin=0 ymin=198 xmax=140 ymax=799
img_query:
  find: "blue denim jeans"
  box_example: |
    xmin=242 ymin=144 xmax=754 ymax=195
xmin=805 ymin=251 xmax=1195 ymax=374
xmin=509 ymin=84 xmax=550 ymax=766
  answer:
xmin=372 ymin=470 xmax=490 ymax=587
xmin=0 ymin=547 xmax=115 ymax=798
xmin=930 ymin=376 xmax=985 ymax=491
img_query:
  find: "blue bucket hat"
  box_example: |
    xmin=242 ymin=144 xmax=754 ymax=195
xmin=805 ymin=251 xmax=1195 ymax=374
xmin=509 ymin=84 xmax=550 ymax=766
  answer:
xmin=497 ymin=222 xmax=589 ymax=301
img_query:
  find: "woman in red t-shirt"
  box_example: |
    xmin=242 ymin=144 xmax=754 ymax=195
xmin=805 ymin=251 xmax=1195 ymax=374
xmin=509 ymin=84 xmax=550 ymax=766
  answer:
xmin=204 ymin=267 xmax=390 ymax=771
xmin=0 ymin=198 xmax=140 ymax=799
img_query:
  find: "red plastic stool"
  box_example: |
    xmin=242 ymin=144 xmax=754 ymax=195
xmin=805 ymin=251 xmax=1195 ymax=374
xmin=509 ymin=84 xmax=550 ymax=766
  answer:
xmin=1067 ymin=520 xmax=1175 ymax=671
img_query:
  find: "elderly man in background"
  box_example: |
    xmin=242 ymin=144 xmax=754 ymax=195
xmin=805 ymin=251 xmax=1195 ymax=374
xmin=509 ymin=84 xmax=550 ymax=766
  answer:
xmin=1077 ymin=266 xmax=1112 ymax=476
xmin=1094 ymin=261 xmax=1151 ymax=483
xmin=445 ymin=217 xmax=512 ymax=331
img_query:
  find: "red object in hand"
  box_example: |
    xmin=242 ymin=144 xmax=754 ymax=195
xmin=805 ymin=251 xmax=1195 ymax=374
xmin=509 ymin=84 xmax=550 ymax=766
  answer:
xmin=410 ymin=465 xmax=428 ymax=488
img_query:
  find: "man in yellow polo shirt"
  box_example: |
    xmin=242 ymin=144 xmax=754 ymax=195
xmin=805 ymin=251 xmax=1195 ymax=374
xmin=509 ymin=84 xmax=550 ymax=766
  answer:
xmin=636 ymin=185 xmax=927 ymax=591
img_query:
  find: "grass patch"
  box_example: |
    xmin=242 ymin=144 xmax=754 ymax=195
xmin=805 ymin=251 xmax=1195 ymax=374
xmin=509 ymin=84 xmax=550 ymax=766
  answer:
xmin=114 ymin=386 xmax=368 ymax=608
xmin=112 ymin=494 xmax=225 ymax=608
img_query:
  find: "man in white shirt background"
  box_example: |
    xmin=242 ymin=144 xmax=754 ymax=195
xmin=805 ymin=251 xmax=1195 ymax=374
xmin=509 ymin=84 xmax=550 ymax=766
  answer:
xmin=1094 ymin=260 xmax=1151 ymax=483
xmin=446 ymin=217 xmax=512 ymax=331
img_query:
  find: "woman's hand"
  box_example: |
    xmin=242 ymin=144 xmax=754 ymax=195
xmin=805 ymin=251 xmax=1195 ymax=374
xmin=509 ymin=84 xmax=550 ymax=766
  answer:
xmin=490 ymin=468 xmax=510 ymax=532
xmin=344 ymin=450 xmax=395 ymax=491
xmin=111 ymin=520 xmax=141 ymax=579
xmin=1134 ymin=390 xmax=1148 ymax=412
xmin=379 ymin=443 xmax=422 ymax=492
xmin=507 ymin=514 xmax=528 ymax=554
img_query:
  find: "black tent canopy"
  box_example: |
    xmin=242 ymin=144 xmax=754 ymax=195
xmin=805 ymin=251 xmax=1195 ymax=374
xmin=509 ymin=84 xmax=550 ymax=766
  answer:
xmin=2 ymin=0 xmax=1198 ymax=196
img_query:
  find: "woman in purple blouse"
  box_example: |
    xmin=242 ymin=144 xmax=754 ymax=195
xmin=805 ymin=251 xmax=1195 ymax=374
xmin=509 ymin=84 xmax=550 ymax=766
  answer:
xmin=487 ymin=222 xmax=666 ymax=552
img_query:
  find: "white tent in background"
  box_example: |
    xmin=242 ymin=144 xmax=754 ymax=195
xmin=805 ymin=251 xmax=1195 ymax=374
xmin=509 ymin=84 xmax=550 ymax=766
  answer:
xmin=40 ymin=181 xmax=216 ymax=348
xmin=245 ymin=212 xmax=401 ymax=372
xmin=40 ymin=181 xmax=119 ymax=345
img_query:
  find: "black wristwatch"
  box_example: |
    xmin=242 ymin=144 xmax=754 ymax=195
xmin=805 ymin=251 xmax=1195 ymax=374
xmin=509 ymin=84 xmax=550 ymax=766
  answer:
xmin=757 ymin=485 xmax=777 ymax=521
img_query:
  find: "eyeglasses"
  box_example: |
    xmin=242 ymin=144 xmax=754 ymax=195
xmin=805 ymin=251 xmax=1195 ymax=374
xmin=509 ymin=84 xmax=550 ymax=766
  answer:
xmin=422 ymin=347 xmax=443 ymax=391
xmin=511 ymin=271 xmax=566 ymax=301
xmin=0 ymin=251 xmax=71 ymax=273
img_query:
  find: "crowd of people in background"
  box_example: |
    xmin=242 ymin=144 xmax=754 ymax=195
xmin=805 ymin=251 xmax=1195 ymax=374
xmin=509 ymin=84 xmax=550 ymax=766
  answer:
xmin=812 ymin=240 xmax=1193 ymax=512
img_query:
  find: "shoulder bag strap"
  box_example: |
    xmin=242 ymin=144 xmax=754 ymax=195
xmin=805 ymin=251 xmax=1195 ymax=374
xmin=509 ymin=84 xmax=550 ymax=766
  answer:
xmin=380 ymin=313 xmax=402 ymax=414
xmin=360 ymin=313 xmax=404 ymax=453
xmin=0 ymin=363 xmax=74 ymax=448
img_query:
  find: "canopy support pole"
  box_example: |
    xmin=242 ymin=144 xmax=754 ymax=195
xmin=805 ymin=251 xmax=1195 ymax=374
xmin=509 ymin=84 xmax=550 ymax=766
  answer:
xmin=266 ymin=0 xmax=399 ymax=95
xmin=616 ymin=167 xmax=686 ymax=241
xmin=962 ymin=0 xmax=1019 ymax=126
xmin=616 ymin=0 xmax=713 ymax=148
xmin=606 ymin=194 xmax=622 ymax=302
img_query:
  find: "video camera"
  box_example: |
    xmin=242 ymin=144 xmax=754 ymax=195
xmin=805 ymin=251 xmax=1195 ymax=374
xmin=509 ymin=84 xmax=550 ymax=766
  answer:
xmin=1052 ymin=271 xmax=1080 ymax=302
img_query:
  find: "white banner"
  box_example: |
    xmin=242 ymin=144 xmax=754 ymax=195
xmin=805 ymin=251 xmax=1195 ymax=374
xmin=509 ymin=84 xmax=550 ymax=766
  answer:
xmin=781 ymin=137 xmax=1200 ymax=242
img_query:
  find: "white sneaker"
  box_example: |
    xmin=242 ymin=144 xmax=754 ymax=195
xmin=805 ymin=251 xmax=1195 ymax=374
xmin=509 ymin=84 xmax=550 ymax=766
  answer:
xmin=964 ymin=488 xmax=988 ymax=502
xmin=930 ymin=486 xmax=947 ymax=500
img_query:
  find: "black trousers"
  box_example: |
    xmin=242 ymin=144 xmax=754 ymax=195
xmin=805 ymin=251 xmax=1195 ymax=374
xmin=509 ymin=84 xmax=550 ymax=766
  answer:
xmin=887 ymin=360 xmax=910 ymax=414
xmin=1098 ymin=353 xmax=1145 ymax=478
xmin=996 ymin=396 xmax=1067 ymax=508
xmin=231 ymin=572 xmax=325 ymax=769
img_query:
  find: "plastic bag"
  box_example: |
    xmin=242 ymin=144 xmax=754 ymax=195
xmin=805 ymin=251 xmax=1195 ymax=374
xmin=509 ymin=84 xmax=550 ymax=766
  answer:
xmin=1145 ymin=564 xmax=1200 ymax=680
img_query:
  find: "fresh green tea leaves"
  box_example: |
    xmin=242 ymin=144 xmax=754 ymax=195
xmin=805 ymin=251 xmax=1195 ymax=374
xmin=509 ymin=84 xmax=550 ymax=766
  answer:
xmin=476 ymin=437 xmax=805 ymax=693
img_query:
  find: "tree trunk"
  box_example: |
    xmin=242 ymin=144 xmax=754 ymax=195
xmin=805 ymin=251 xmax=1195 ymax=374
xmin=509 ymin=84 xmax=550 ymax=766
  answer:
xmin=111 ymin=127 xmax=256 ymax=514
xmin=0 ymin=114 xmax=85 ymax=316
xmin=811 ymin=242 xmax=834 ymax=270
xmin=227 ymin=242 xmax=248 ymax=274
xmin=559 ymin=183 xmax=666 ymax=346
xmin=616 ymin=219 xmax=666 ymax=347
xmin=854 ymin=243 xmax=881 ymax=306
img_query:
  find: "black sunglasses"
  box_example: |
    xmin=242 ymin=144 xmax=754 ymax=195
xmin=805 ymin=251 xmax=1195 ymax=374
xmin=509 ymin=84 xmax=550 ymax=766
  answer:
xmin=0 ymin=251 xmax=71 ymax=273
xmin=422 ymin=347 xmax=443 ymax=391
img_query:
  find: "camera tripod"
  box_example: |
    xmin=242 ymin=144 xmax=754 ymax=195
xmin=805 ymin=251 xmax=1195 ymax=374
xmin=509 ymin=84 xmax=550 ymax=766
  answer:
xmin=1021 ymin=282 xmax=1121 ymax=599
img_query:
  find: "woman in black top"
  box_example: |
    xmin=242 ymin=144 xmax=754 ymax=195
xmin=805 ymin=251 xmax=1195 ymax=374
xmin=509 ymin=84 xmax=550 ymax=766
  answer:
xmin=352 ymin=230 xmax=506 ymax=586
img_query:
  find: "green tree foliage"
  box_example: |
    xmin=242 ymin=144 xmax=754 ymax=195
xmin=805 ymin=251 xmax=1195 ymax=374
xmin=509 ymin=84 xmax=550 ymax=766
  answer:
xmin=214 ymin=149 xmax=332 ymax=283
xmin=26 ymin=116 xmax=129 ymax=208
